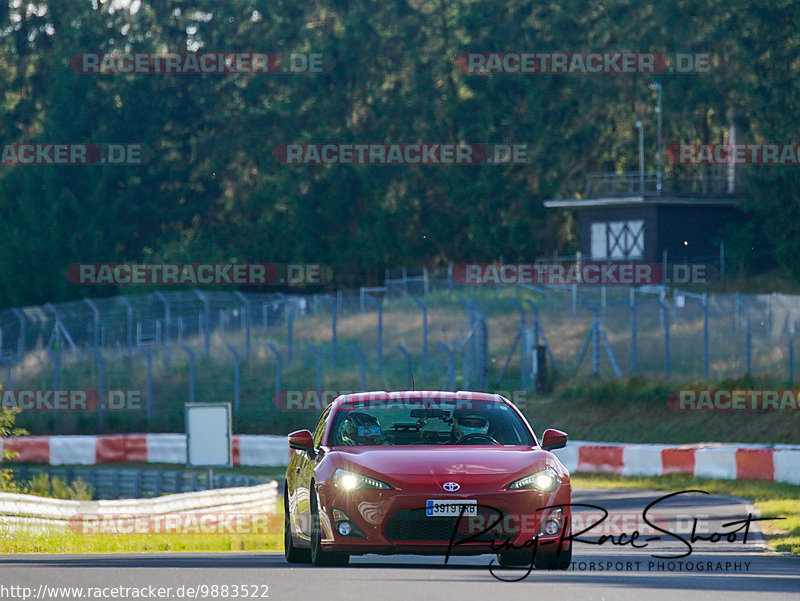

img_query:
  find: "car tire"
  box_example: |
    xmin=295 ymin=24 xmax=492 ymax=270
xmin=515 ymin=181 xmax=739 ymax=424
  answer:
xmin=496 ymin=550 xmax=535 ymax=568
xmin=284 ymin=485 xmax=311 ymax=564
xmin=310 ymin=483 xmax=350 ymax=566
xmin=533 ymin=545 xmax=572 ymax=570
xmin=496 ymin=545 xmax=571 ymax=570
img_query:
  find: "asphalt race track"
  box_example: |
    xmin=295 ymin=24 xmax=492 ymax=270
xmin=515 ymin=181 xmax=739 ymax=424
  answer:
xmin=2 ymin=489 xmax=798 ymax=600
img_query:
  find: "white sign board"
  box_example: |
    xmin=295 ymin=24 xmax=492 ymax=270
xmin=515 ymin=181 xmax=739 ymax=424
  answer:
xmin=185 ymin=403 xmax=232 ymax=468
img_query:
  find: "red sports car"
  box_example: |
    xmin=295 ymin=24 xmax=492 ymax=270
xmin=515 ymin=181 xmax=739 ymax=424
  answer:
xmin=283 ymin=391 xmax=571 ymax=568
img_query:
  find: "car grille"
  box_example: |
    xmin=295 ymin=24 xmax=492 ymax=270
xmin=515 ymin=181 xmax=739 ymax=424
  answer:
xmin=384 ymin=508 xmax=503 ymax=542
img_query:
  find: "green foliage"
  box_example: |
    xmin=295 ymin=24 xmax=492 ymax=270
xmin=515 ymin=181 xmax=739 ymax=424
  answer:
xmin=0 ymin=408 xmax=28 ymax=492
xmin=557 ymin=375 xmax=674 ymax=404
xmin=22 ymin=473 xmax=93 ymax=501
xmin=0 ymin=1 xmax=795 ymax=306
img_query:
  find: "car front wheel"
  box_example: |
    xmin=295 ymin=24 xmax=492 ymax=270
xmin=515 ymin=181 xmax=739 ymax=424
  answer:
xmin=496 ymin=545 xmax=571 ymax=570
xmin=284 ymin=485 xmax=311 ymax=564
xmin=310 ymin=483 xmax=350 ymax=566
xmin=533 ymin=545 xmax=572 ymax=570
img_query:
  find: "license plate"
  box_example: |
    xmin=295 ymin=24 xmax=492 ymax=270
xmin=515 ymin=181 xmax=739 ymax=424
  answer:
xmin=426 ymin=499 xmax=477 ymax=517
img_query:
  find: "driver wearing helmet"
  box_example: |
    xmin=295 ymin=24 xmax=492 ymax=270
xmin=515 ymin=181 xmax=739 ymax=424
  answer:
xmin=339 ymin=411 xmax=387 ymax=446
xmin=451 ymin=413 xmax=489 ymax=442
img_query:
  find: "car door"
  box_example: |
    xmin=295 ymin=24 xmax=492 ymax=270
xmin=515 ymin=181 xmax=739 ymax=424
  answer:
xmin=294 ymin=405 xmax=331 ymax=539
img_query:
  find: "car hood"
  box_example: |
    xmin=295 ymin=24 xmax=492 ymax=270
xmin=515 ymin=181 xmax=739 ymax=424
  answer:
xmin=329 ymin=445 xmax=552 ymax=476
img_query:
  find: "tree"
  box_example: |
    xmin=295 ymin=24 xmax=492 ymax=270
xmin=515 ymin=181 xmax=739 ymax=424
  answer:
xmin=0 ymin=408 xmax=28 ymax=492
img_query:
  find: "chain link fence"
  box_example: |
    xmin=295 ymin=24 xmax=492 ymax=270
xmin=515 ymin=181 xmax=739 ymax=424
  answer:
xmin=1 ymin=266 xmax=798 ymax=434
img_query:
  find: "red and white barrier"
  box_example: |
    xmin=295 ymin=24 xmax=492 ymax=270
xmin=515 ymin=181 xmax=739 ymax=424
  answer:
xmin=0 ymin=434 xmax=288 ymax=467
xmin=2 ymin=436 xmax=799 ymax=485
xmin=552 ymin=441 xmax=800 ymax=485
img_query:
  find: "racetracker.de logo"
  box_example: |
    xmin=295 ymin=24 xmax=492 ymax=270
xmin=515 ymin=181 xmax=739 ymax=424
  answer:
xmin=455 ymin=52 xmax=710 ymax=74
xmin=464 ymin=511 xmax=669 ymax=536
xmin=454 ymin=263 xmax=710 ymax=286
xmin=668 ymin=389 xmax=800 ymax=411
xmin=274 ymin=390 xmax=360 ymax=411
xmin=1 ymin=144 xmax=150 ymax=165
xmin=273 ymin=144 xmax=528 ymax=165
xmin=0 ymin=390 xmax=142 ymax=411
xmin=66 ymin=263 xmax=331 ymax=286
xmin=68 ymin=513 xmax=280 ymax=535
xmin=274 ymin=389 xmax=534 ymax=410
xmin=667 ymin=143 xmax=800 ymax=165
xmin=68 ymin=52 xmax=324 ymax=74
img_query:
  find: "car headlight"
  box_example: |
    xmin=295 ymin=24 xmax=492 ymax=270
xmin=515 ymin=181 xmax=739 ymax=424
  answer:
xmin=334 ymin=469 xmax=392 ymax=491
xmin=507 ymin=467 xmax=559 ymax=492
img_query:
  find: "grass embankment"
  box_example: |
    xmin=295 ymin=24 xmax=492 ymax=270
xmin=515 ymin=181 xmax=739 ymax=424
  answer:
xmin=573 ymin=472 xmax=800 ymax=556
xmin=523 ymin=375 xmax=800 ymax=444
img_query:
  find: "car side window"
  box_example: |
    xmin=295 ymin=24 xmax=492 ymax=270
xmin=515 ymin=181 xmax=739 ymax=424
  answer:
xmin=312 ymin=406 xmax=332 ymax=447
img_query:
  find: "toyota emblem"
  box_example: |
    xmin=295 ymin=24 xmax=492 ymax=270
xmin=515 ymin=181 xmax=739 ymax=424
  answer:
xmin=442 ymin=482 xmax=460 ymax=492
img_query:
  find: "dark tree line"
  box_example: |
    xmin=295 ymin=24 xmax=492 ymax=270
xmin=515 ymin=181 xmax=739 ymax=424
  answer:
xmin=1 ymin=0 xmax=798 ymax=307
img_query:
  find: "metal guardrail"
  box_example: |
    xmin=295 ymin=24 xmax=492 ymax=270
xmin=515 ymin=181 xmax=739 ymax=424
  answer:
xmin=585 ymin=169 xmax=746 ymax=198
xmin=586 ymin=171 xmax=660 ymax=196
xmin=7 ymin=465 xmax=269 ymax=499
xmin=0 ymin=481 xmax=279 ymax=533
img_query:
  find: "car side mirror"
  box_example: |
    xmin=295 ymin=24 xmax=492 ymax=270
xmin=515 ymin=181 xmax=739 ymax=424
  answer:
xmin=288 ymin=429 xmax=315 ymax=456
xmin=541 ymin=428 xmax=567 ymax=451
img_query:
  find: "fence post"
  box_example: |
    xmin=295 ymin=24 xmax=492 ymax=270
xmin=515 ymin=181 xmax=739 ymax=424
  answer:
xmin=139 ymin=347 xmax=152 ymax=423
xmin=520 ymin=327 xmax=530 ymax=386
xmin=0 ymin=356 xmax=10 ymax=389
xmin=412 ymin=297 xmax=428 ymax=368
xmin=629 ymin=289 xmax=637 ymax=375
xmin=524 ymin=299 xmax=558 ymax=373
xmin=154 ymin=292 xmax=171 ymax=365
xmin=659 ymin=299 xmax=671 ymax=376
xmin=266 ymin=343 xmax=282 ymax=401
xmin=572 ymin=284 xmax=577 ymax=316
xmin=11 ymin=308 xmax=25 ymax=359
xmin=468 ymin=304 xmax=489 ymax=391
xmin=287 ymin=308 xmax=294 ymax=365
xmin=702 ymin=293 xmax=709 ymax=380
xmin=396 ymin=345 xmax=413 ymax=389
xmin=324 ymin=296 xmax=337 ymax=369
xmin=181 ymin=344 xmax=196 ymax=403
xmin=45 ymin=303 xmax=62 ymax=361
xmin=436 ymin=341 xmax=456 ymax=391
xmin=195 ymin=290 xmax=211 ymax=359
xmin=84 ymin=298 xmax=100 ymax=348
xmin=789 ymin=329 xmax=795 ymax=384
xmin=745 ymin=307 xmax=752 ymax=374
xmin=766 ymin=295 xmax=771 ymax=333
xmin=307 ymin=345 xmax=323 ymax=390
xmin=367 ymin=297 xmax=383 ymax=372
xmin=91 ymin=347 xmax=105 ymax=430
xmin=447 ymin=261 xmax=454 ymax=294
xmin=349 ymin=345 xmax=367 ymax=391
xmin=118 ymin=297 xmax=134 ymax=356
xmin=225 ymin=343 xmax=240 ymax=414
xmin=601 ymin=285 xmax=607 ymax=318
xmin=234 ymin=292 xmax=251 ymax=360
xmin=46 ymin=349 xmax=60 ymax=426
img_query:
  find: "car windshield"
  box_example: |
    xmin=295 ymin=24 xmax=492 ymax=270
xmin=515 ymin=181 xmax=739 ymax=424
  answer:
xmin=328 ymin=399 xmax=534 ymax=446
